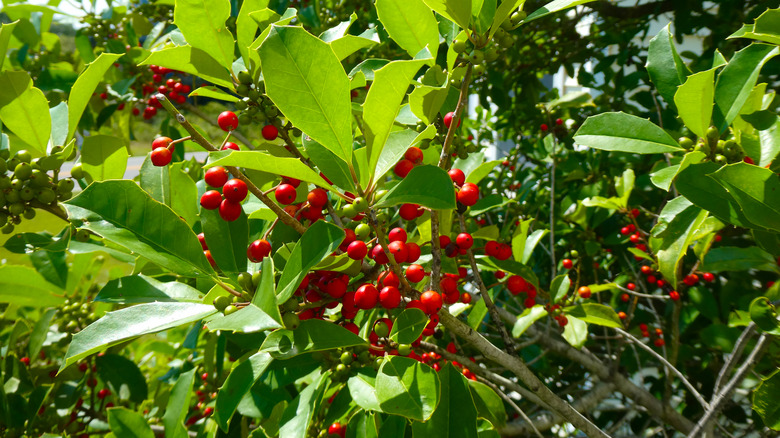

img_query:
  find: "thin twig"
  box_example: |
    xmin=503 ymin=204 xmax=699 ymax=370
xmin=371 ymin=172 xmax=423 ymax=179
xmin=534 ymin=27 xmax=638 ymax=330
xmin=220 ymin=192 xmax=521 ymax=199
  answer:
xmin=480 ymin=378 xmax=545 ymax=438
xmin=713 ymin=323 xmax=756 ymax=393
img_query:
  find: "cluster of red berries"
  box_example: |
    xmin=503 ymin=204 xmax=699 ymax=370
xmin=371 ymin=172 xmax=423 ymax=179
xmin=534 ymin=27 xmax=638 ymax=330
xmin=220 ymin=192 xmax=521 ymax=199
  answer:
xmin=546 ymin=304 xmax=569 ymax=327
xmin=131 ymin=65 xmax=190 ymax=119
xmin=505 ymin=274 xmax=538 ymax=308
xmin=199 ymin=166 xmax=248 ymax=222
xmin=640 ymin=323 xmax=666 ymax=347
xmin=421 ymin=343 xmax=478 ymax=380
xmin=539 ymin=117 xmax=564 ymax=133
xmin=394 ymin=146 xmax=424 ymax=178
xmin=485 ymin=240 xmax=513 ymax=260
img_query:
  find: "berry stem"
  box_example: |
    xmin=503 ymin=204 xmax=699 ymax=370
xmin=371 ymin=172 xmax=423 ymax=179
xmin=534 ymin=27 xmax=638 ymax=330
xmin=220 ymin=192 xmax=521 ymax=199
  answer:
xmin=169 ymin=135 xmax=191 ymax=148
xmin=437 ymin=63 xmax=473 ymax=168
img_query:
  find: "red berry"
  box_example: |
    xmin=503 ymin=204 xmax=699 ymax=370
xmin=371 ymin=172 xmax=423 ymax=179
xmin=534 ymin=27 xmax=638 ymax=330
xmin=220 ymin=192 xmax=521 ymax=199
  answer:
xmin=555 ymin=118 xmax=563 ymax=125
xmin=703 ymin=272 xmax=715 ymax=282
xmin=405 ymin=147 xmax=423 ymax=164
xmin=322 ymin=278 xmax=347 ymax=298
xmin=618 ymin=311 xmax=627 ymax=320
xmin=485 ymin=241 xmax=500 ymax=257
xmin=626 ymin=283 xmax=636 ymax=291
xmin=205 ymin=167 xmax=229 ymax=188
xmin=97 ymin=389 xmax=110 ymax=399
xmin=387 ymin=241 xmax=408 ymax=264
xmin=347 ymin=240 xmax=368 ymax=260
xmin=223 ymin=179 xmax=248 ymax=203
xmin=621 ymin=293 xmax=629 ymax=302
xmin=219 ymin=199 xmax=242 ymax=221
xmin=506 ymin=275 xmax=527 ymax=295
xmin=247 ymin=239 xmax=272 ymax=262
xmin=448 ymin=168 xmax=465 ymax=187
xmin=578 ymin=286 xmax=591 ymax=299
xmin=443 ymin=111 xmax=461 ymax=129
xmin=497 ymin=244 xmax=512 ymax=260
xmin=629 ymin=234 xmax=640 ymax=243
xmin=406 ymin=242 xmax=421 ymax=263
xmin=328 ymin=422 xmax=345 ymax=437
xmin=378 ymin=271 xmax=400 ymax=288
xmin=562 ymin=259 xmax=573 ymax=269
xmin=20 ymin=357 xmax=30 ymax=366
xmin=307 ymin=188 xmax=328 ymax=208
xmin=388 ymin=227 xmax=407 ymax=243
xmin=200 ymin=190 xmax=222 ymax=210
xmin=151 ymin=147 xmax=172 ymax=166
xmin=540 ymin=123 xmax=549 ymax=132
xmin=461 ymin=292 xmax=472 ymax=304
xmin=217 ymin=111 xmax=238 ymax=131
xmin=455 ymin=233 xmax=473 ymax=250
xmin=221 ymin=142 xmax=240 ymax=151
xmin=394 ymin=159 xmax=414 ymax=178
xmin=495 ymin=270 xmax=505 ymax=279
xmin=380 ymin=286 xmax=401 ymax=309
xmin=78 ymin=362 xmax=89 ymax=372
xmin=371 ymin=245 xmax=390 ymax=264
xmin=620 ymin=226 xmax=630 ymax=235
xmin=275 ymin=184 xmax=297 ymax=205
xmin=152 ymin=136 xmax=172 ymax=150
xmin=399 ymin=203 xmax=421 ymax=220
xmin=654 ymin=338 xmax=665 ymax=347
xmin=669 ymin=290 xmax=680 ymax=301
xmin=262 ymin=125 xmax=279 ymax=140
xmin=420 ymin=290 xmax=443 ymax=314
xmin=439 ymin=235 xmax=451 ymax=248
xmin=355 ymin=284 xmax=379 ymax=309
xmin=406 ymin=264 xmax=425 ymax=283
xmin=457 ymin=183 xmax=479 ymax=206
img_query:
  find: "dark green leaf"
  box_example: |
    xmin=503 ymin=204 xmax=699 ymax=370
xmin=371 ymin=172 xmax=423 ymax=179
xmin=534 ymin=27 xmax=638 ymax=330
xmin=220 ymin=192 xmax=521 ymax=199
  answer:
xmin=107 ymin=407 xmax=154 ymax=438
xmin=96 ymin=354 xmax=149 ymax=403
xmin=468 ymin=380 xmax=507 ymax=428
xmin=412 ymin=362 xmax=478 ymax=438
xmin=203 ymin=302 xmax=282 ymax=333
xmin=550 ymin=274 xmax=571 ymax=304
xmin=376 ymin=356 xmax=440 ymax=421
xmin=646 ymin=24 xmax=689 ymax=106
xmin=163 ymin=368 xmax=196 ymax=438
xmin=215 ymin=352 xmax=273 ymax=431
xmin=96 ymin=275 xmax=203 ymax=304
xmin=389 ymin=308 xmax=428 ymax=344
xmin=375 ymin=165 xmax=457 ymax=210
xmin=708 ymin=163 xmax=780 ymax=233
xmin=525 ymin=0 xmax=597 ymax=24
xmin=201 ymin=204 xmax=248 ymax=273
xmin=261 ymin=319 xmax=366 ymax=359
xmin=566 ymin=303 xmax=622 ymax=328
xmin=702 ymin=247 xmax=780 ymax=274
xmin=573 ymin=112 xmax=683 ymax=154
xmin=650 ymin=196 xmax=708 ymax=286
xmin=753 ymin=370 xmax=780 ymax=430
xmin=279 ymin=371 xmax=330 ymax=438
xmin=348 ymin=368 xmax=382 ymax=411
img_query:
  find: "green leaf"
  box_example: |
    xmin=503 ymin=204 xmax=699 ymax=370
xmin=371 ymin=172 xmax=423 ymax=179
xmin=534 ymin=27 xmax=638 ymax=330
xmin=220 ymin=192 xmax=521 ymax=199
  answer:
xmin=561 ymin=315 xmax=588 ymax=348
xmin=468 ymin=380 xmax=507 ymax=428
xmin=206 ymin=150 xmax=337 ymax=192
xmin=375 ymin=165 xmax=457 ymax=210
xmin=524 ymin=0 xmax=596 ymax=23
xmin=61 ymin=302 xmax=217 ymax=371
xmin=510 ymin=218 xmax=532 ymax=263
xmin=348 ymin=368 xmax=382 ymax=411
xmin=423 ymin=0 xmax=472 ymax=30
xmin=261 ymin=319 xmax=366 ymax=359
xmin=253 ymin=257 xmax=283 ymax=325
xmin=376 ymin=0 xmax=441 ymax=59
xmin=411 ymin=362 xmax=479 ymax=438
xmin=650 ymin=151 xmax=706 ymax=192
xmin=708 ymin=163 xmax=780 ymax=233
xmin=173 ymin=0 xmax=234 ymax=70
xmin=139 ymin=46 xmax=234 ymax=88
xmin=674 ymin=66 xmax=718 ymax=139
xmin=476 ymin=256 xmax=539 ymax=290
xmin=749 ymin=297 xmax=780 ymax=333
xmin=646 ymin=24 xmax=689 ymax=107
xmin=163 ymin=368 xmax=196 ymax=438
xmin=465 ymin=160 xmax=502 ymax=184
xmin=651 ymin=196 xmax=708 ymax=286
xmin=259 ymin=26 xmax=354 ymax=164
xmin=64 ymin=181 xmax=215 ymax=277
xmin=714 ymin=44 xmax=779 ymax=132
xmin=511 ymin=304 xmax=548 ymax=337
xmin=376 ymin=356 xmax=441 ymax=421
xmin=201 ymin=205 xmax=248 ymax=273
xmin=374 ymin=129 xmax=420 ymax=180
xmin=302 ymin=136 xmax=357 ymax=192
xmin=702 ymin=247 xmax=780 ymax=274
xmin=573 ymin=112 xmax=683 ymax=154
xmin=96 ymin=354 xmax=149 ymax=403
xmin=49 ymin=101 xmax=69 ymax=147
xmin=0 ymin=265 xmax=64 ymax=307
xmin=276 ymin=221 xmax=345 ymax=303
xmin=753 ymin=370 xmax=780 ymax=431
xmin=0 ymin=72 xmax=51 ymax=153
xmin=389 ymin=308 xmax=428 ymax=344
xmin=237 ymin=0 xmax=269 ymax=67
xmin=346 ymin=410 xmax=379 ymax=438
xmin=204 ymin=302 xmax=282 ymax=333
xmin=409 ymin=85 xmax=450 ymax=125
xmin=96 ymin=275 xmax=203 ymax=304
xmin=279 ymin=371 xmax=330 ymax=438
xmin=364 ymin=59 xmax=430 ymax=176
xmin=66 ymin=53 xmax=124 ymax=142
xmin=140 ymin=159 xmax=200 ymax=228
xmin=215 ymin=352 xmax=274 ymax=431
xmin=328 ymin=29 xmax=380 ymax=61
xmin=566 ymin=303 xmax=622 ymax=328
xmin=81 ymin=135 xmax=128 ymax=181
xmin=108 ymin=407 xmax=154 ymax=438
xmin=0 ymin=21 xmax=19 ymax=71
xmin=28 ymin=309 xmax=56 ymax=360
xmin=550 ymin=274 xmax=571 ymax=304
xmin=189 ymin=86 xmax=239 ymax=102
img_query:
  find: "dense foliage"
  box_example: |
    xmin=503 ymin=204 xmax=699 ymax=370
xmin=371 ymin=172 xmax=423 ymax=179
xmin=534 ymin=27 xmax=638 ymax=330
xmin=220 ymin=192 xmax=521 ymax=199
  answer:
xmin=1 ymin=0 xmax=779 ymax=437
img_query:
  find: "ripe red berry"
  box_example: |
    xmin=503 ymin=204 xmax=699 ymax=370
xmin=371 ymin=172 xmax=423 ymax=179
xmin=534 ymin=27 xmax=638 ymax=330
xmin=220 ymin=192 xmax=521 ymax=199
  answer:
xmin=626 ymin=283 xmax=636 ymax=291
xmin=621 ymin=293 xmax=629 ymax=302
xmin=380 ymin=286 xmax=401 ymax=309
xmin=387 ymin=241 xmax=408 ymax=263
xmin=555 ymin=118 xmax=563 ymax=126
xmin=388 ymin=227 xmax=407 ymax=243
xmin=347 ymin=240 xmax=368 ymax=260
xmin=406 ymin=264 xmax=425 ymax=283
xmin=307 ymin=188 xmax=328 ymax=208
xmin=506 ymin=275 xmax=527 ymax=295
xmin=455 ymin=233 xmax=473 ymax=250
xmin=443 ymin=111 xmax=461 ymax=129
xmin=205 ymin=167 xmax=229 ymax=188
xmin=497 ymin=243 xmax=512 ymax=260
xmin=654 ymin=338 xmax=665 ymax=347
xmin=355 ymin=284 xmax=379 ymax=309
xmin=323 ymin=278 xmax=347 ymax=298
xmin=275 ymin=184 xmax=297 ymax=205
xmin=629 ymin=234 xmax=640 ymax=243
xmin=457 ymin=183 xmax=479 ymax=206
xmin=262 ymin=125 xmax=279 ymax=140
xmin=151 ymin=147 xmax=172 ymax=166
xmin=618 ymin=311 xmax=627 ymax=320
xmin=371 ymin=245 xmax=390 ymax=264
xmin=420 ymin=290 xmax=443 ymax=314
xmin=703 ymin=272 xmax=715 ymax=282
xmin=152 ymin=136 xmax=172 ymax=150
xmin=200 ymin=190 xmax=222 ymax=210
xmin=20 ymin=357 xmax=30 ymax=366
xmin=399 ymin=203 xmax=421 ymax=220
xmin=221 ymin=142 xmax=240 ymax=151
xmin=406 ymin=242 xmax=421 ymax=263
xmin=495 ymin=270 xmax=506 ymax=279
xmin=97 ymin=389 xmax=110 ymax=399
xmin=448 ymin=168 xmax=465 ymax=187
xmin=669 ymin=290 xmax=680 ymax=301
xmin=562 ymin=259 xmax=573 ymax=269
xmin=540 ymin=123 xmax=549 ymax=132
xmin=219 ymin=199 xmax=242 ymax=221
xmin=223 ymin=179 xmax=248 ymax=203
xmin=405 ymin=146 xmax=423 ymax=163
xmin=217 ymin=111 xmax=238 ymax=131
xmin=485 ymin=241 xmax=500 ymax=257
xmin=578 ymin=286 xmax=591 ymax=299
xmin=461 ymin=292 xmax=472 ymax=304
xmin=328 ymin=422 xmax=345 ymax=438
xmin=394 ymin=159 xmax=414 ymax=178
xmin=247 ymin=239 xmax=272 ymax=262
xmin=378 ymin=271 xmax=400 ymax=288
xmin=640 ymin=265 xmax=652 ymax=275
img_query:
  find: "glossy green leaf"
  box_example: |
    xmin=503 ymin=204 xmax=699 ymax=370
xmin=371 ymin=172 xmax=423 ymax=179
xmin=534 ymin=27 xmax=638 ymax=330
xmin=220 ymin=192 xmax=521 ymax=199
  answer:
xmin=714 ymin=44 xmax=779 ymax=131
xmin=28 ymin=309 xmax=56 ymax=360
xmin=253 ymin=257 xmax=283 ymax=325
xmin=550 ymin=274 xmax=571 ymax=304
xmin=674 ymin=66 xmax=718 ymax=139
xmin=204 ymin=302 xmax=282 ymax=333
xmin=65 ymin=181 xmax=215 ymax=277
xmin=511 ymin=305 xmax=547 ymax=337
xmin=468 ymin=380 xmax=507 ymax=428
xmin=49 ymin=101 xmax=68 ymax=147
xmin=0 ymin=21 xmax=19 ymax=71
xmin=389 ymin=308 xmax=428 ymax=344
xmin=206 ymin=150 xmax=336 ymax=192
xmin=646 ymin=24 xmax=689 ymax=106
xmin=96 ymin=275 xmax=203 ymax=304
xmin=566 ymin=303 xmax=622 ymax=328
xmin=376 ymin=356 xmax=441 ymax=421
xmin=510 ymin=218 xmax=533 ymax=263
xmin=189 ymin=86 xmax=239 ymax=102
xmin=81 ymin=135 xmax=128 ymax=181
xmin=364 ymin=59 xmax=430 ymax=175
xmin=375 ymin=165 xmax=457 ymax=210
xmin=261 ymin=319 xmax=366 ymax=359
xmin=753 ymin=370 xmax=780 ymax=431
xmin=276 ymin=221 xmax=345 ymax=302
xmin=411 ymin=362 xmax=478 ymax=438
xmin=476 ymin=256 xmax=539 ymax=289
xmin=259 ymin=26 xmax=353 ymax=164
xmin=201 ymin=205 xmax=248 ymax=273
xmin=650 ymin=151 xmax=706 ymax=192
xmin=108 ymin=407 xmax=154 ymax=438
xmin=473 ymin=0 xmax=497 ymax=34
xmin=702 ymin=247 xmax=780 ymax=274
xmin=0 ymin=265 xmax=64 ymax=307
xmin=423 ymin=0 xmax=471 ymax=29
xmin=279 ymin=371 xmax=329 ymax=438
xmin=651 ymin=196 xmax=708 ymax=286
xmin=348 ymin=368 xmax=382 ymax=411
xmin=66 ymin=53 xmax=124 ymax=142
xmin=708 ymin=163 xmax=780 ymax=233
xmin=140 ymin=46 xmax=234 ymax=88
xmin=236 ymin=0 xmax=269 ymax=67
xmin=327 ymin=29 xmax=380 ymax=60
xmin=347 ymin=410 xmax=379 ymax=438
xmin=465 ymin=160 xmax=502 ymax=184
xmin=375 ymin=129 xmax=420 ymax=180
xmin=163 ymin=368 xmax=196 ymax=438
xmin=215 ymin=352 xmax=274 ymax=431
xmin=573 ymin=112 xmax=683 ymax=154
xmin=173 ymin=0 xmax=234 ymax=70
xmin=140 ymin=160 xmax=200 ymax=228
xmin=376 ymin=0 xmax=440 ymax=58
xmin=96 ymin=354 xmax=149 ymax=403
xmin=61 ymin=302 xmax=217 ymax=371
xmin=524 ymin=0 xmax=596 ymax=23
xmin=0 ymin=72 xmax=51 ymax=153
xmin=562 ymin=315 xmax=588 ymax=348
xmin=749 ymin=297 xmax=780 ymax=333
xmin=302 ymin=136 xmax=356 ymax=192
xmin=409 ymin=84 xmax=450 ymax=124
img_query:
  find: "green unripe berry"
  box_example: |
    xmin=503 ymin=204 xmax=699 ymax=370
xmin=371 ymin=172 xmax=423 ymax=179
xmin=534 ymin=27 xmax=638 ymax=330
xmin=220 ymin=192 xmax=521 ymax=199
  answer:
xmin=264 ymin=106 xmax=278 ymax=118
xmin=510 ymin=10 xmax=527 ymax=25
xmin=0 ymin=149 xmax=8 ymax=160
xmin=75 ymin=229 xmax=90 ymax=242
xmin=570 ymin=250 xmax=579 ymax=258
xmin=340 ymin=351 xmax=353 ymax=365
xmin=282 ymin=299 xmax=299 ymax=312
xmin=469 ymin=50 xmax=484 ymax=64
xmin=19 ymin=188 xmax=34 ymax=201
xmin=10 ymin=178 xmax=23 ymax=190
xmin=71 ymin=164 xmax=85 ymax=180
xmin=6 ymin=158 xmax=19 ymax=171
xmin=58 ymin=179 xmax=75 ymax=192
xmin=693 ymin=141 xmax=711 ymax=156
xmin=374 ymin=189 xmax=388 ymax=200
xmin=376 ymin=211 xmax=389 ymax=223
xmin=237 ymin=84 xmax=249 ymax=95
xmin=58 ymin=191 xmax=73 ymax=201
xmin=36 ymin=188 xmax=56 ymax=204
xmin=714 ymin=154 xmax=728 ymax=165
xmin=678 ymin=137 xmax=694 ymax=149
xmin=247 ymin=105 xmax=258 ymax=115
xmin=374 ymin=320 xmax=390 ymax=337
xmin=235 ymin=99 xmax=248 ymax=111
xmin=224 ymin=304 xmax=238 ymax=315
xmin=499 ymin=35 xmax=514 ymax=48
xmin=340 ymin=203 xmax=356 ymax=218
xmin=8 ymin=202 xmax=25 ymax=216
xmin=214 ymin=295 xmax=232 ymax=311
xmin=22 ymin=208 xmax=35 ymax=220
xmin=0 ymin=212 xmax=7 ymax=227
xmin=283 ymin=312 xmax=300 ymax=330
xmin=238 ymin=71 xmax=253 ymax=85
xmin=238 ymin=113 xmax=251 ymax=125
xmin=240 ymin=291 xmax=253 ymax=302
xmin=501 ymin=18 xmax=513 ymax=31
xmin=352 ymin=197 xmax=368 ymax=212
xmin=452 ymin=40 xmax=467 ymax=53
xmin=29 ymin=170 xmax=50 ymax=187
xmin=0 ymin=159 xmax=6 ymax=174
xmin=5 ymin=190 xmax=20 ymax=203
xmin=238 ymin=272 xmax=254 ymax=291
xmin=355 ymin=223 xmax=370 ymax=239
xmin=2 ymin=223 xmax=15 ymax=234
xmin=14 ymin=150 xmax=32 ymax=163
xmin=248 ymin=89 xmax=260 ymax=101
xmin=397 ymin=344 xmax=411 ymax=356
xmin=485 ymin=47 xmax=499 ymax=62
